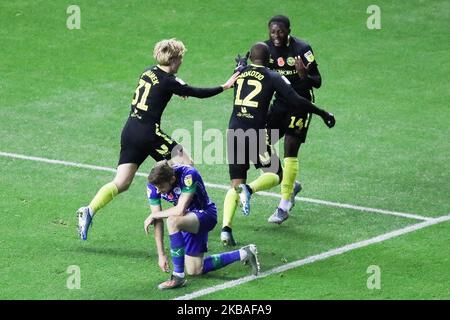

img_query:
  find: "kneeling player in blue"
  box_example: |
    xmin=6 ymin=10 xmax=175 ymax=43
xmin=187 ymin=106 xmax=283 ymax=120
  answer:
xmin=144 ymin=161 xmax=260 ymax=290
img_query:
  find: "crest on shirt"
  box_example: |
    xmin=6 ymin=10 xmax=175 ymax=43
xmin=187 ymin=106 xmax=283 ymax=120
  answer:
xmin=184 ymin=174 xmax=193 ymax=187
xmin=277 ymin=57 xmax=285 ymax=67
xmin=304 ymin=50 xmax=315 ymax=63
xmin=174 ymin=187 xmax=181 ymax=195
xmin=287 ymin=57 xmax=295 ymax=66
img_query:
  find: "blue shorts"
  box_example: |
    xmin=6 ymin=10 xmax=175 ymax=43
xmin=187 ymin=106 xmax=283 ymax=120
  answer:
xmin=182 ymin=204 xmax=217 ymax=256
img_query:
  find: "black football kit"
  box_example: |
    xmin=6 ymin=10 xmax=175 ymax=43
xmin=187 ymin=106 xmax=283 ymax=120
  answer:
xmin=119 ymin=65 xmax=223 ymax=166
xmin=265 ymin=36 xmax=322 ymax=142
xmin=227 ymin=64 xmax=327 ymax=179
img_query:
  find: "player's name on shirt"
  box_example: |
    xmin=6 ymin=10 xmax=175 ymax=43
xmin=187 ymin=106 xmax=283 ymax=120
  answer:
xmin=237 ymin=70 xmax=265 ymax=81
xmin=141 ymin=69 xmax=160 ymax=85
xmin=275 ymin=69 xmax=298 ymax=76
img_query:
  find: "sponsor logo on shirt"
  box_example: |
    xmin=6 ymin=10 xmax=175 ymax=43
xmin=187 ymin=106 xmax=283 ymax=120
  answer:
xmin=287 ymin=57 xmax=295 ymax=66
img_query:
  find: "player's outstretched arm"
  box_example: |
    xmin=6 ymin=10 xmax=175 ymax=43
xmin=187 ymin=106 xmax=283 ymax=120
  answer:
xmin=320 ymin=111 xmax=335 ymax=128
xmin=287 ymin=90 xmax=335 ymax=128
xmin=274 ymin=74 xmax=335 ymax=128
xmin=221 ymin=71 xmax=240 ymax=90
xmin=170 ymin=72 xmax=239 ymax=99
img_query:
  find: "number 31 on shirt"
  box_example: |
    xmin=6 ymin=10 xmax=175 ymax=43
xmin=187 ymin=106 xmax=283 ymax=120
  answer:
xmin=131 ymin=79 xmax=152 ymax=111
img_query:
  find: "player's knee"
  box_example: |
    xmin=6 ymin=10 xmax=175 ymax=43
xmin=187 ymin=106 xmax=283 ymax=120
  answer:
xmin=186 ymin=267 xmax=203 ymax=276
xmin=185 ymin=264 xmax=203 ymax=276
xmin=113 ymin=177 xmax=133 ymax=193
xmin=230 ymin=180 xmax=244 ymax=188
xmin=167 ymin=216 xmax=181 ymax=232
xmin=181 ymin=157 xmax=194 ymax=166
xmin=115 ymin=180 xmax=131 ymax=193
xmin=170 ymin=147 xmax=194 ymax=166
xmin=179 ymin=149 xmax=194 ymax=166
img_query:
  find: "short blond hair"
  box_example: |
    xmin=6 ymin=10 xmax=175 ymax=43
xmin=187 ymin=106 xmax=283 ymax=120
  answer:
xmin=153 ymin=39 xmax=186 ymax=66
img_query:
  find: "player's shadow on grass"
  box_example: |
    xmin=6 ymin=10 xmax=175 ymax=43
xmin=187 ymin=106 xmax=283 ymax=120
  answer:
xmin=197 ymin=272 xmax=240 ymax=281
xmin=75 ymin=246 xmax=150 ymax=259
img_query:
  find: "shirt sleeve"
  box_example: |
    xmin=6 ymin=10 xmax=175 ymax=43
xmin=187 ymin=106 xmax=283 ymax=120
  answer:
xmin=167 ymin=76 xmax=224 ymax=98
xmin=180 ymin=169 xmax=199 ymax=193
xmin=147 ymin=183 xmax=161 ymax=206
xmin=272 ymin=73 xmax=326 ymax=117
xmin=300 ymin=45 xmax=317 ymax=65
xmin=299 ymin=44 xmax=322 ymax=89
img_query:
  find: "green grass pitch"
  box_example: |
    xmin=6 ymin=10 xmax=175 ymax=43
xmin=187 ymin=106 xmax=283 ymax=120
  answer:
xmin=0 ymin=0 xmax=449 ymax=299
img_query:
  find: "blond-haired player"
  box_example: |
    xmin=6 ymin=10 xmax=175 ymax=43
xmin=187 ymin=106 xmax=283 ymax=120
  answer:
xmin=77 ymin=39 xmax=239 ymax=240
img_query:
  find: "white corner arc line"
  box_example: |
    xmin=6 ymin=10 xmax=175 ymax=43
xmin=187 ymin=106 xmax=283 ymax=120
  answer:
xmin=173 ymin=214 xmax=450 ymax=300
xmin=0 ymin=151 xmax=431 ymax=221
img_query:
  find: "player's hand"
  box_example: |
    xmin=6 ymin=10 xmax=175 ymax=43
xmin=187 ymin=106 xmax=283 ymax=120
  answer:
xmin=177 ymin=95 xmax=188 ymax=100
xmin=234 ymin=52 xmax=249 ymax=73
xmin=144 ymin=214 xmax=155 ymax=235
xmin=158 ymin=255 xmax=170 ymax=273
xmin=295 ymin=55 xmax=311 ymax=79
xmin=322 ymin=112 xmax=336 ymax=128
xmin=222 ymin=71 xmax=240 ymax=90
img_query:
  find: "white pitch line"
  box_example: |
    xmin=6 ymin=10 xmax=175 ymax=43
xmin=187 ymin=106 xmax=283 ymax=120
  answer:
xmin=0 ymin=151 xmax=431 ymax=221
xmin=174 ymin=214 xmax=450 ymax=300
xmin=0 ymin=151 xmax=118 ymax=174
xmin=196 ymin=184 xmax=431 ymax=221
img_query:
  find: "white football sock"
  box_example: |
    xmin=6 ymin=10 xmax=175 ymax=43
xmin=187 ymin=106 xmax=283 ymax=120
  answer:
xmin=173 ymin=271 xmax=185 ymax=278
xmin=278 ymin=199 xmax=290 ymax=211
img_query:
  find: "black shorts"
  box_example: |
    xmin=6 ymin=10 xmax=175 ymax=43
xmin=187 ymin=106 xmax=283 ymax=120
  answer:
xmin=118 ymin=118 xmax=181 ymax=167
xmin=268 ymin=99 xmax=313 ymax=144
xmin=227 ymin=128 xmax=281 ymax=180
